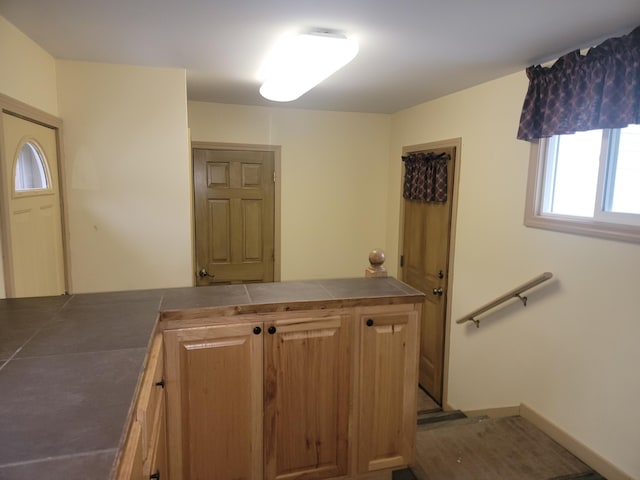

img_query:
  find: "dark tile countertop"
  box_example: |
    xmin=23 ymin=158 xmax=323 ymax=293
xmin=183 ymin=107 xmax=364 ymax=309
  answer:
xmin=0 ymin=277 xmax=423 ymax=480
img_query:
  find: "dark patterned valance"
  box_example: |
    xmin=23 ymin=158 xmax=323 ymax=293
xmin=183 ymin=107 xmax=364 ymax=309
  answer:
xmin=402 ymin=152 xmax=449 ymax=202
xmin=517 ymin=26 xmax=640 ymax=141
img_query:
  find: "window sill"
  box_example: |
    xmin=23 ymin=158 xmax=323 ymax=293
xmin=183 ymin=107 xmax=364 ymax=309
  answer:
xmin=524 ymin=213 xmax=640 ymax=244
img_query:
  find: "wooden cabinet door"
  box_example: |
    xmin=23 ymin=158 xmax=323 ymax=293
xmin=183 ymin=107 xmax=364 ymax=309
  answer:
xmin=116 ymin=421 xmax=144 ymax=480
xmin=146 ymin=400 xmax=168 ymax=480
xmin=164 ymin=323 xmax=263 ymax=480
xmin=264 ymin=313 xmax=353 ymax=480
xmin=358 ymin=306 xmax=420 ymax=473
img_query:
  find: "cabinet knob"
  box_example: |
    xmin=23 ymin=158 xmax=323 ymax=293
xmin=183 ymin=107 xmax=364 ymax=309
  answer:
xmin=267 ymin=326 xmax=277 ymax=335
xmin=149 ymin=471 xmax=160 ymax=480
xmin=253 ymin=326 xmax=262 ymax=335
xmin=366 ymin=319 xmax=374 ymax=327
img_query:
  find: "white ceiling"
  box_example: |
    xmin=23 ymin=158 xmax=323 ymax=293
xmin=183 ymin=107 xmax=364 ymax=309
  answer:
xmin=1 ymin=0 xmax=639 ymax=114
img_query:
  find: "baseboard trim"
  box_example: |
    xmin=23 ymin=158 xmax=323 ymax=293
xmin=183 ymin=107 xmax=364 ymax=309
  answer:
xmin=520 ymin=403 xmax=633 ymax=480
xmin=463 ymin=405 xmax=521 ymax=418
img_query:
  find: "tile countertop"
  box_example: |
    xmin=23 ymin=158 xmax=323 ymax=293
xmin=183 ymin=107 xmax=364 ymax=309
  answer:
xmin=0 ymin=277 xmax=423 ymax=480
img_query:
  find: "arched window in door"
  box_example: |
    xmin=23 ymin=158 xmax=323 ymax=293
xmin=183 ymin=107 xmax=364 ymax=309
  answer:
xmin=14 ymin=140 xmax=50 ymax=193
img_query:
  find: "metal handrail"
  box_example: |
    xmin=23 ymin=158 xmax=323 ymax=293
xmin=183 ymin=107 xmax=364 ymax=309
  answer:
xmin=456 ymin=272 xmax=553 ymax=328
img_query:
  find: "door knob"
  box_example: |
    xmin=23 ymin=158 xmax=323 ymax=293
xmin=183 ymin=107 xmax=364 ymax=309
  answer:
xmin=198 ymin=268 xmax=215 ymax=278
xmin=432 ymin=287 xmax=443 ymax=296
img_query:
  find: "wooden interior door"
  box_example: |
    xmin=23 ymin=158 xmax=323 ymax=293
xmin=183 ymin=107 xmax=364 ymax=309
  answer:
xmin=163 ymin=323 xmax=264 ymax=480
xmin=264 ymin=313 xmax=352 ymax=480
xmin=0 ymin=112 xmax=66 ymax=297
xmin=401 ymin=144 xmax=456 ymax=404
xmin=193 ymin=148 xmax=275 ymax=285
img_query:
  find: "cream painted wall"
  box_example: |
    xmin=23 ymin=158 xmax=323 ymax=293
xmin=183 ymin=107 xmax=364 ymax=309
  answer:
xmin=188 ymin=101 xmax=391 ymax=280
xmin=0 ymin=16 xmax=59 ymax=299
xmin=390 ymin=72 xmax=640 ymax=478
xmin=3 ymin=14 xmax=638 ymax=475
xmin=0 ymin=16 xmax=58 ymax=115
xmin=56 ymin=61 xmax=193 ymax=293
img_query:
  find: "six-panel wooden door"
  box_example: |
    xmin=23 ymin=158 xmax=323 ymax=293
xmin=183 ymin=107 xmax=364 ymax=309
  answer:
xmin=193 ymin=148 xmax=275 ymax=285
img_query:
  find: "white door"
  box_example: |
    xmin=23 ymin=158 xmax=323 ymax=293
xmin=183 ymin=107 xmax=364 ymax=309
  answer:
xmin=1 ymin=112 xmax=66 ymax=297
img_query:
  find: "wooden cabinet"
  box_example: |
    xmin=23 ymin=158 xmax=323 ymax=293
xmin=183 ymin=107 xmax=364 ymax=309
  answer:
xmin=357 ymin=305 xmax=420 ymax=473
xmin=164 ymin=310 xmax=353 ymax=480
xmin=116 ymin=332 xmax=168 ymax=480
xmin=163 ymin=322 xmax=263 ymax=480
xmin=162 ymin=303 xmax=420 ymax=480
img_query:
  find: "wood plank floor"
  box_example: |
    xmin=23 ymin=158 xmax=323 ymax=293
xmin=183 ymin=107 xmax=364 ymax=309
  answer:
xmin=410 ymin=389 xmax=604 ymax=480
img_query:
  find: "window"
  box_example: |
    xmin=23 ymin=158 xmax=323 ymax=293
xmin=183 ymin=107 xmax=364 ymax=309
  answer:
xmin=14 ymin=141 xmax=49 ymax=192
xmin=525 ymin=124 xmax=640 ymax=242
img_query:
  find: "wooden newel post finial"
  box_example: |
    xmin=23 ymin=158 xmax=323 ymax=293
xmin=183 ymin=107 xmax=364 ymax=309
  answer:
xmin=365 ymin=249 xmax=387 ymax=277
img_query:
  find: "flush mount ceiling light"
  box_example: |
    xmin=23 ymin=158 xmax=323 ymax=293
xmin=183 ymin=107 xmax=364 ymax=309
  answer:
xmin=259 ymin=30 xmax=359 ymax=102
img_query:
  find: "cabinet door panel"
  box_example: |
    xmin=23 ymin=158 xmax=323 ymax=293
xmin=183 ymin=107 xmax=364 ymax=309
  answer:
xmin=358 ymin=307 xmax=420 ymax=472
xmin=164 ymin=323 xmax=263 ymax=480
xmin=136 ymin=333 xmax=164 ymax=461
xmin=116 ymin=420 xmax=144 ymax=480
xmin=265 ymin=314 xmax=353 ymax=480
xmin=145 ymin=400 xmax=168 ymax=479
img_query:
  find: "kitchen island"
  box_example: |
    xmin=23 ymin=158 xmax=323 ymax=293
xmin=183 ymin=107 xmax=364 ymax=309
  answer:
xmin=0 ymin=277 xmax=423 ymax=479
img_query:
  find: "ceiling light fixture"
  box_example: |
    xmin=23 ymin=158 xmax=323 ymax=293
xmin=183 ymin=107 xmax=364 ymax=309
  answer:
xmin=259 ymin=30 xmax=359 ymax=102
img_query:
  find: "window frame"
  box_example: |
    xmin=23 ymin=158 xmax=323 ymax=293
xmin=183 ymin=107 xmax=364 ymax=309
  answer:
xmin=12 ymin=139 xmax=53 ymax=198
xmin=524 ymin=136 xmax=640 ymax=243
